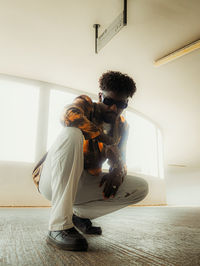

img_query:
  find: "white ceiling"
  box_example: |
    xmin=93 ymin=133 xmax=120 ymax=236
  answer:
xmin=0 ymin=0 xmax=199 ymax=172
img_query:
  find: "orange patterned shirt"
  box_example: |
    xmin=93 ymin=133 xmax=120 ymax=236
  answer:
xmin=32 ymin=95 xmax=129 ymax=189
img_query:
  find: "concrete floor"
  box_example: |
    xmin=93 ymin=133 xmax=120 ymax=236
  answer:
xmin=0 ymin=206 xmax=200 ymax=266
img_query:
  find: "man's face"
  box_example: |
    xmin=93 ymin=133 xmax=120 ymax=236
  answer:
xmin=98 ymin=91 xmax=129 ymax=124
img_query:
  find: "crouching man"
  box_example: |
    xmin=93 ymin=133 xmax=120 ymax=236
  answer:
xmin=32 ymin=71 xmax=148 ymax=251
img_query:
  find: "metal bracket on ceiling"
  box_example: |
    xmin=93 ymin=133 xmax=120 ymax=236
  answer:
xmin=93 ymin=0 xmax=127 ymax=54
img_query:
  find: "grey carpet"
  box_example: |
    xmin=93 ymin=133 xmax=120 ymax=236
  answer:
xmin=0 ymin=207 xmax=200 ymax=266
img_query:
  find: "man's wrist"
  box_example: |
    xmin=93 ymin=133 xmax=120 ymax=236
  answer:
xmin=110 ymin=165 xmax=126 ymax=177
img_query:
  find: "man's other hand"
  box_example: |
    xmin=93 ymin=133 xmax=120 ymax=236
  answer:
xmin=99 ymin=171 xmax=124 ymax=199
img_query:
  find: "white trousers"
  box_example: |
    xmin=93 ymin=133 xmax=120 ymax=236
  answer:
xmin=39 ymin=127 xmax=149 ymax=231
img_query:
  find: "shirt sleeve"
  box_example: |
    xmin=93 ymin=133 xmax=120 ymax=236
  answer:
xmin=60 ymin=95 xmax=101 ymax=140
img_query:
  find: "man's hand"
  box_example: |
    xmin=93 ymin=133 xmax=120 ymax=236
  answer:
xmin=99 ymin=171 xmax=124 ymax=199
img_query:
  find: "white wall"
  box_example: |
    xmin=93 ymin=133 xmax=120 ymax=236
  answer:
xmin=165 ymin=168 xmax=200 ymax=206
xmin=0 ymin=162 xmax=50 ymax=206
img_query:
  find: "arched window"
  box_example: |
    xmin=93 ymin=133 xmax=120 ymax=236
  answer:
xmin=125 ymin=110 xmax=164 ymax=178
xmin=102 ymin=110 xmax=164 ymax=179
xmin=0 ymin=77 xmax=39 ymax=162
xmin=0 ymin=74 xmax=164 ymax=179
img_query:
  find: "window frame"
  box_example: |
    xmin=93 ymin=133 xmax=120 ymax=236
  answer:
xmin=0 ymin=74 xmax=164 ymax=179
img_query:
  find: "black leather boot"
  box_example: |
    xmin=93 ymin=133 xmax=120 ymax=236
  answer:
xmin=46 ymin=227 xmax=88 ymax=251
xmin=73 ymin=214 xmax=102 ymax=235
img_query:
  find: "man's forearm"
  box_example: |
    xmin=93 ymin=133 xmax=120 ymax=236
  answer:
xmin=105 ymin=145 xmax=127 ymax=177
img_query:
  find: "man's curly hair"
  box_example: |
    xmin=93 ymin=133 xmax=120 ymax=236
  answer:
xmin=99 ymin=71 xmax=136 ymax=98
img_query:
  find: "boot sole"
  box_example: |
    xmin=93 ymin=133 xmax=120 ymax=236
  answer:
xmin=46 ymin=235 xmax=88 ymax=251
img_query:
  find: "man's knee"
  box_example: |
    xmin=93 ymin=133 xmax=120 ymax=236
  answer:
xmin=124 ymin=175 xmax=149 ymax=203
xmin=50 ymin=127 xmax=84 ymax=161
xmin=63 ymin=127 xmax=83 ymax=143
xmin=55 ymin=127 xmax=84 ymax=152
xmin=139 ymin=178 xmax=149 ymax=200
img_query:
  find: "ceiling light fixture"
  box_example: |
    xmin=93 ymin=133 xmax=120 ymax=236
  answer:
xmin=154 ymin=39 xmax=200 ymax=66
